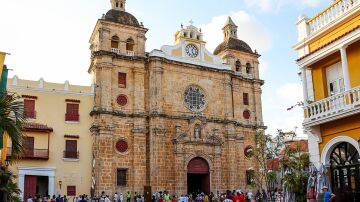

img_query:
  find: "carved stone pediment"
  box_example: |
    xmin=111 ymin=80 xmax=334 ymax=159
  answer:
xmin=173 ymin=124 xmax=223 ymax=146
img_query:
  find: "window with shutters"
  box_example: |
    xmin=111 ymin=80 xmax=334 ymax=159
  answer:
xmin=65 ymin=103 xmax=79 ymax=122
xmin=64 ymin=140 xmax=78 ymax=159
xmin=117 ymin=169 xmax=127 ymax=186
xmin=24 ymin=99 xmax=36 ymax=119
xmin=111 ymin=36 xmax=120 ymax=49
xmin=118 ymin=72 xmax=126 ymax=88
xmin=243 ymin=93 xmax=249 ymax=105
xmin=235 ymin=60 xmax=241 ymax=72
xmin=246 ymin=63 xmax=252 ymax=74
xmin=24 ymin=137 xmax=35 ymax=157
xmin=67 ymin=186 xmax=76 ymax=196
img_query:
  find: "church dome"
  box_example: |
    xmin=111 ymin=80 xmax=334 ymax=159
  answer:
xmin=104 ymin=9 xmax=140 ymax=27
xmin=213 ymin=37 xmax=253 ymax=55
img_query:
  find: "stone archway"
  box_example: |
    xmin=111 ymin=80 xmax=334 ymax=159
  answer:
xmin=187 ymin=157 xmax=210 ymax=194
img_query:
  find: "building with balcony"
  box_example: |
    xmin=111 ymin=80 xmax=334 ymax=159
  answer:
xmin=6 ymin=76 xmax=94 ymax=200
xmin=294 ymin=0 xmax=360 ymax=201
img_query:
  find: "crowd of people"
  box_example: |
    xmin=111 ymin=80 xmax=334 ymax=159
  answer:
xmin=26 ymin=189 xmax=286 ymax=202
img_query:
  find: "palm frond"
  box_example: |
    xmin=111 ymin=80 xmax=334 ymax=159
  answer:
xmin=0 ymin=93 xmax=25 ymax=160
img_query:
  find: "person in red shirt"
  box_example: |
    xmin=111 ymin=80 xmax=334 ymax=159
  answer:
xmin=232 ymin=192 xmax=241 ymax=202
xmin=238 ymin=193 xmax=245 ymax=202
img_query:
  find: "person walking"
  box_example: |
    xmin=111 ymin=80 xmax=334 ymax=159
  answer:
xmin=126 ymin=192 xmax=132 ymax=202
xmin=321 ymin=186 xmax=335 ymax=202
xmin=120 ymin=193 xmax=124 ymax=202
xmin=114 ymin=192 xmax=119 ymax=202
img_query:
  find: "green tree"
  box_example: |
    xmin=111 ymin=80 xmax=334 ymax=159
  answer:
xmin=0 ymin=93 xmax=25 ymax=201
xmin=252 ymin=129 xmax=286 ymax=191
xmin=281 ymin=140 xmax=310 ymax=202
xmin=0 ymin=93 xmax=25 ymax=160
xmin=0 ymin=167 xmax=22 ymax=202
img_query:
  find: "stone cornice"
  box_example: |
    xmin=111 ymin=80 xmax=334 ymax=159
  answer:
xmin=90 ymin=51 xmax=264 ymax=84
xmin=90 ymin=109 xmax=266 ymax=129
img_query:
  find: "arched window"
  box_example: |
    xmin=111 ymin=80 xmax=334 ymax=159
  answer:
xmin=194 ymin=124 xmax=201 ymax=139
xmin=235 ymin=60 xmax=241 ymax=72
xmin=116 ymin=2 xmax=119 ymax=7
xmin=126 ymin=38 xmax=135 ymax=51
xmin=246 ymin=63 xmax=252 ymax=74
xmin=111 ymin=35 xmax=120 ymax=49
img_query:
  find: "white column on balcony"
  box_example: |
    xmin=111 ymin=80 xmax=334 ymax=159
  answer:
xmin=301 ymin=67 xmax=309 ymax=104
xmin=18 ymin=174 xmax=25 ymax=199
xmin=48 ymin=175 xmax=55 ymax=197
xmin=340 ymin=46 xmax=351 ymax=91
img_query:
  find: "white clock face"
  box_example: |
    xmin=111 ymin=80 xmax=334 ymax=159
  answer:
xmin=185 ymin=44 xmax=199 ymax=58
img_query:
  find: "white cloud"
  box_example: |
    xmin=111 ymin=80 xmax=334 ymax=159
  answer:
xmin=243 ymin=0 xmax=322 ymax=12
xmin=276 ymin=83 xmax=303 ymax=101
xmin=199 ymin=11 xmax=272 ymax=53
xmin=263 ymin=82 xmax=305 ymax=138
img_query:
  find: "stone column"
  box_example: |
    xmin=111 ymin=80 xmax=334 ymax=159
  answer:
xmin=132 ymin=126 xmax=147 ymax=193
xmin=301 ymin=67 xmax=309 ymax=103
xmin=224 ymin=76 xmax=233 ymax=119
xmin=340 ymin=46 xmax=351 ymax=91
xmin=305 ymin=126 xmax=322 ymax=169
xmin=149 ymin=60 xmax=163 ymax=113
xmin=48 ymin=175 xmax=55 ymax=197
xmin=253 ymin=85 xmax=263 ymax=124
xmin=133 ymin=67 xmax=146 ymax=113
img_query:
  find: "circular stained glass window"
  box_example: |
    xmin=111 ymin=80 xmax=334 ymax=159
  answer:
xmin=244 ymin=146 xmax=254 ymax=159
xmin=116 ymin=95 xmax=128 ymax=106
xmin=243 ymin=110 xmax=251 ymax=120
xmin=184 ymin=86 xmax=207 ymax=112
xmin=116 ymin=139 xmax=128 ymax=153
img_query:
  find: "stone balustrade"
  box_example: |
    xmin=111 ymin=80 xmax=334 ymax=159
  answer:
xmin=304 ymin=85 xmax=360 ymax=124
xmin=308 ymin=0 xmax=359 ymax=34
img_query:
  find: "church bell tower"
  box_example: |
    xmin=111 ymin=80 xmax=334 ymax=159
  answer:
xmin=223 ymin=16 xmax=238 ymax=40
xmin=111 ymin=0 xmax=126 ymax=11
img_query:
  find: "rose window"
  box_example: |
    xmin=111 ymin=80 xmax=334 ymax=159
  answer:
xmin=184 ymin=86 xmax=207 ymax=112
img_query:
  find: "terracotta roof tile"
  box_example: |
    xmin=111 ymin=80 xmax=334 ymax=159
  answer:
xmin=23 ymin=122 xmax=53 ymax=133
xmin=280 ymin=140 xmax=308 ymax=155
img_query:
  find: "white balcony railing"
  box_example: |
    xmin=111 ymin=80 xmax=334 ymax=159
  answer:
xmin=126 ymin=50 xmax=135 ymax=56
xmin=110 ymin=48 xmax=121 ymax=54
xmin=110 ymin=48 xmax=135 ymax=57
xmin=304 ymin=86 xmax=360 ymax=124
xmin=308 ymin=0 xmax=360 ymax=34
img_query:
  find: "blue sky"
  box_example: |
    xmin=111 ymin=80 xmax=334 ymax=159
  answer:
xmin=0 ymin=0 xmax=330 ymax=136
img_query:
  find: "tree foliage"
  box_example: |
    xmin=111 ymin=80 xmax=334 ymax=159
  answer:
xmin=0 ymin=93 xmax=25 ymax=160
xmin=281 ymin=140 xmax=310 ymax=202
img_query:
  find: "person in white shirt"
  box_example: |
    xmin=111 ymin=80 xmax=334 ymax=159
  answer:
xmin=105 ymin=195 xmax=111 ymax=202
xmin=247 ymin=191 xmax=253 ymax=202
xmin=120 ymin=193 xmax=124 ymax=202
xmin=114 ymin=192 xmax=119 ymax=202
xmin=27 ymin=196 xmax=33 ymax=202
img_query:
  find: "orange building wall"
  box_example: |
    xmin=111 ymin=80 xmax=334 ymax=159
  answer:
xmin=347 ymin=39 xmax=360 ymax=88
xmin=310 ymin=52 xmax=341 ymax=101
xmin=309 ymin=14 xmax=360 ymax=52
xmin=319 ymin=114 xmax=360 ymax=153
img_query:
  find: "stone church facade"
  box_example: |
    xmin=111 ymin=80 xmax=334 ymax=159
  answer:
xmin=89 ymin=0 xmax=265 ymax=196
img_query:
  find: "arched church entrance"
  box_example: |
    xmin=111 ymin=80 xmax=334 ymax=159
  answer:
xmin=187 ymin=157 xmax=210 ymax=194
xmin=330 ymin=142 xmax=360 ymax=202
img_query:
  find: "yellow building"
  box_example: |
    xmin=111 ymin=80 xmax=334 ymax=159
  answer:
xmin=6 ymin=76 xmax=94 ymax=200
xmin=294 ymin=0 xmax=360 ymax=200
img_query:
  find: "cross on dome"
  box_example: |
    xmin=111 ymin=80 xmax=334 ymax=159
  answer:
xmin=189 ymin=19 xmax=194 ymax=26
